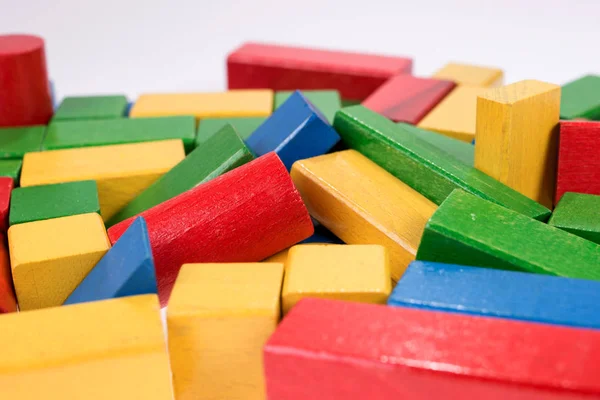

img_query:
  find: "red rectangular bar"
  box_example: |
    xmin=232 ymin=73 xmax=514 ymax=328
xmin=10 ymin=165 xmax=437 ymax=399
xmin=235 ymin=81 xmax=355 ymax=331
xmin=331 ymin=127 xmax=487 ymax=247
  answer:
xmin=227 ymin=42 xmax=412 ymax=101
xmin=264 ymin=298 xmax=600 ymax=400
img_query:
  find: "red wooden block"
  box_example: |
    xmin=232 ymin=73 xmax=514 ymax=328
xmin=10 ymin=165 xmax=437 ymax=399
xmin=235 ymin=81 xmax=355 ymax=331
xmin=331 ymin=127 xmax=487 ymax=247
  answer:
xmin=108 ymin=153 xmax=313 ymax=305
xmin=0 ymin=34 xmax=53 ymax=127
xmin=227 ymin=42 xmax=413 ymax=101
xmin=0 ymin=233 xmax=17 ymax=313
xmin=264 ymin=298 xmax=600 ymax=400
xmin=362 ymin=75 xmax=456 ymax=124
xmin=0 ymin=177 xmax=13 ymax=232
xmin=556 ymin=120 xmax=600 ymax=203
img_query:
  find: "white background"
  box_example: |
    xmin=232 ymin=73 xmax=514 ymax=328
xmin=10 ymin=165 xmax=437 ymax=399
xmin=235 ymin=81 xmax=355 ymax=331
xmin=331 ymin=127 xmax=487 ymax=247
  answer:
xmin=1 ymin=0 xmax=599 ymax=100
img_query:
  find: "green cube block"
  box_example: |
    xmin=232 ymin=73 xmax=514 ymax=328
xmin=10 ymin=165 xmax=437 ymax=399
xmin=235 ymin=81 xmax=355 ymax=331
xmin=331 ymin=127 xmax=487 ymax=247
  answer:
xmin=9 ymin=180 xmax=100 ymax=226
xmin=53 ymin=95 xmax=128 ymax=121
xmin=195 ymin=117 xmax=266 ymax=147
xmin=548 ymin=192 xmax=600 ymax=244
xmin=560 ymin=75 xmax=600 ymax=120
xmin=0 ymin=160 xmax=22 ymax=182
xmin=0 ymin=125 xmax=46 ymax=159
xmin=275 ymin=90 xmax=341 ymax=124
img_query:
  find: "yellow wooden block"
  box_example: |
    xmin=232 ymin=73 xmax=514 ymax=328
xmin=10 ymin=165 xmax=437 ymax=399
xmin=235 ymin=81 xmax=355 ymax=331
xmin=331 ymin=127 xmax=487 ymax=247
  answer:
xmin=0 ymin=295 xmax=173 ymax=399
xmin=20 ymin=139 xmax=185 ymax=221
xmin=8 ymin=213 xmax=110 ymax=310
xmin=475 ymin=80 xmax=561 ymax=209
xmin=291 ymin=150 xmax=437 ymax=282
xmin=130 ymin=90 xmax=273 ymax=122
xmin=282 ymin=244 xmax=391 ymax=314
xmin=417 ymin=86 xmax=489 ymax=142
xmin=167 ymin=262 xmax=284 ymax=400
xmin=262 ymin=243 xmax=330 ymax=268
xmin=433 ymin=62 xmax=504 ymax=87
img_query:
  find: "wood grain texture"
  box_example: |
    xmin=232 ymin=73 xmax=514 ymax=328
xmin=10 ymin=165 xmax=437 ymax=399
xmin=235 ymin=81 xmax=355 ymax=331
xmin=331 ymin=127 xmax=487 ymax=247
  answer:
xmin=334 ymin=106 xmax=551 ymax=221
xmin=560 ymin=75 xmax=600 ymax=120
xmin=227 ymin=42 xmax=412 ymax=101
xmin=52 ymin=95 xmax=128 ymax=121
xmin=108 ymin=153 xmax=313 ymax=305
xmin=549 ymin=192 xmax=600 ymax=244
xmin=0 ymin=177 xmax=12 ymax=232
xmin=433 ymin=62 xmax=504 ymax=87
xmin=196 ymin=116 xmax=266 ymax=144
xmin=291 ymin=150 xmax=436 ymax=281
xmin=0 ymin=160 xmax=21 ymax=181
xmin=275 ymin=90 xmax=341 ymax=124
xmin=417 ymin=189 xmax=600 ymax=281
xmin=0 ymin=125 xmax=45 ymax=159
xmin=0 ymin=233 xmax=17 ymax=313
xmin=362 ymin=75 xmax=455 ymax=124
xmin=282 ymin=244 xmax=390 ymax=314
xmin=168 ymin=263 xmax=283 ymax=400
xmin=20 ymin=139 xmax=185 ymax=221
xmin=8 ymin=213 xmax=111 ymax=310
xmin=390 ymin=260 xmax=600 ymax=329
xmin=403 ymin=123 xmax=474 ymax=166
xmin=264 ymin=298 xmax=600 ymax=400
xmin=475 ymin=80 xmax=560 ymax=209
xmin=0 ymin=295 xmax=174 ymax=399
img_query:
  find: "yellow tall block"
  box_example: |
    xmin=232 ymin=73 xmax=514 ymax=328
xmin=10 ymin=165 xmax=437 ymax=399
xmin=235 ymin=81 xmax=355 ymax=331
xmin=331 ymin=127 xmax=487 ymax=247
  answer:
xmin=20 ymin=140 xmax=185 ymax=221
xmin=291 ymin=150 xmax=437 ymax=282
xmin=433 ymin=62 xmax=504 ymax=87
xmin=475 ymin=80 xmax=561 ymax=209
xmin=167 ymin=263 xmax=284 ymax=400
xmin=130 ymin=90 xmax=273 ymax=122
xmin=0 ymin=295 xmax=173 ymax=399
xmin=282 ymin=244 xmax=391 ymax=314
xmin=8 ymin=213 xmax=110 ymax=310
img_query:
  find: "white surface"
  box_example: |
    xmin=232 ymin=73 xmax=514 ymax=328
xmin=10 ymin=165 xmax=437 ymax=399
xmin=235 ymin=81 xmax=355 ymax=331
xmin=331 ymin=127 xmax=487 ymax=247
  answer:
xmin=1 ymin=0 xmax=599 ymax=100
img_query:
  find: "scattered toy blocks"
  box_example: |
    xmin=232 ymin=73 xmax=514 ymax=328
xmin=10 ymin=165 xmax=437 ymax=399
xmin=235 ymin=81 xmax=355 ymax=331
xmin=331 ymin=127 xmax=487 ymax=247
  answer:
xmin=274 ymin=90 xmax=341 ymax=124
xmin=168 ymin=262 xmax=283 ymax=400
xmin=432 ymin=62 xmax=504 ymax=87
xmin=560 ymin=74 xmax=600 ymax=120
xmin=52 ymin=95 xmax=128 ymax=121
xmin=0 ymin=160 xmax=22 ymax=181
xmin=402 ymin=123 xmax=474 ymax=166
xmin=196 ymin=116 xmax=266 ymax=144
xmin=0 ymin=233 xmax=17 ymax=313
xmin=0 ymin=125 xmax=45 ymax=159
xmin=549 ymin=192 xmax=600 ymax=244
xmin=0 ymin=177 xmax=13 ymax=232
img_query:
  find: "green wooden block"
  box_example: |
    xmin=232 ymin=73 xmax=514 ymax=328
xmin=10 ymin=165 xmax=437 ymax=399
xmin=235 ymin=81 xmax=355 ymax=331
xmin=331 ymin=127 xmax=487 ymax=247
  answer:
xmin=416 ymin=189 xmax=600 ymax=281
xmin=334 ymin=105 xmax=550 ymax=221
xmin=43 ymin=116 xmax=196 ymax=153
xmin=53 ymin=95 xmax=128 ymax=121
xmin=0 ymin=125 xmax=45 ymax=159
xmin=560 ymin=75 xmax=600 ymax=120
xmin=9 ymin=180 xmax=100 ymax=226
xmin=548 ymin=192 xmax=600 ymax=244
xmin=195 ymin=117 xmax=266 ymax=147
xmin=275 ymin=90 xmax=341 ymax=124
xmin=0 ymin=160 xmax=22 ymax=182
xmin=107 ymin=123 xmax=254 ymax=226
xmin=341 ymin=99 xmax=361 ymax=107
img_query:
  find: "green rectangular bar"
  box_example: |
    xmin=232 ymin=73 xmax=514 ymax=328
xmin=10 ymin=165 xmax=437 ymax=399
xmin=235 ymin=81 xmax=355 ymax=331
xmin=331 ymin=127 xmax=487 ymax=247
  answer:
xmin=0 ymin=125 xmax=45 ymax=159
xmin=52 ymin=95 xmax=128 ymax=121
xmin=0 ymin=160 xmax=22 ymax=181
xmin=275 ymin=90 xmax=341 ymax=124
xmin=560 ymin=75 xmax=600 ymax=120
xmin=548 ymin=192 xmax=600 ymax=244
xmin=195 ymin=117 xmax=266 ymax=147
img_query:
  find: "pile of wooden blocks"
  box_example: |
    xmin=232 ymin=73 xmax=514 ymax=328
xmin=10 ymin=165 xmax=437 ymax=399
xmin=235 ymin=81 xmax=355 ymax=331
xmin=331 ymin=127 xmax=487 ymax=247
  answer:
xmin=1 ymin=34 xmax=600 ymax=399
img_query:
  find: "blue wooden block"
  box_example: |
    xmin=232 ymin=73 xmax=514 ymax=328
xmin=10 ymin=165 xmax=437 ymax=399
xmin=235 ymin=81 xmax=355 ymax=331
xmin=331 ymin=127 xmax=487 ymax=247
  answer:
xmin=64 ymin=217 xmax=157 ymax=305
xmin=301 ymin=219 xmax=344 ymax=244
xmin=388 ymin=260 xmax=600 ymax=329
xmin=125 ymin=101 xmax=133 ymax=117
xmin=246 ymin=90 xmax=340 ymax=170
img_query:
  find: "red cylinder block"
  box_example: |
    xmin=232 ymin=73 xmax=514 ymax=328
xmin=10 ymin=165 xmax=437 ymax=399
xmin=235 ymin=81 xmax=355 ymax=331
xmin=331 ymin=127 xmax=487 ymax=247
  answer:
xmin=108 ymin=152 xmax=314 ymax=305
xmin=0 ymin=34 xmax=53 ymax=127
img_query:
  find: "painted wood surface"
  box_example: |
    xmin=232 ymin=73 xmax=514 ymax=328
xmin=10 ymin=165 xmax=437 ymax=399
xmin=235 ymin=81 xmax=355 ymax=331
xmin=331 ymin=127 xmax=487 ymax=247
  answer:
xmin=432 ymin=62 xmax=503 ymax=87
xmin=402 ymin=123 xmax=474 ymax=166
xmin=274 ymin=90 xmax=341 ymax=124
xmin=0 ymin=160 xmax=21 ymax=181
xmin=52 ymin=95 xmax=128 ymax=121
xmin=560 ymin=75 xmax=600 ymax=120
xmin=0 ymin=233 xmax=17 ymax=313
xmin=196 ymin=116 xmax=266 ymax=144
xmin=0 ymin=177 xmax=12 ymax=232
xmin=549 ymin=192 xmax=600 ymax=244
xmin=0 ymin=125 xmax=45 ymax=159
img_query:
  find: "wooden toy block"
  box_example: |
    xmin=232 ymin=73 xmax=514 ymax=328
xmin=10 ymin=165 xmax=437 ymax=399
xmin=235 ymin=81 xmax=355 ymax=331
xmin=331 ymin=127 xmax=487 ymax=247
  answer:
xmin=274 ymin=90 xmax=341 ymax=123
xmin=417 ymin=189 xmax=600 ymax=281
xmin=390 ymin=260 xmax=600 ymax=329
xmin=475 ymin=80 xmax=561 ymax=208
xmin=130 ymin=90 xmax=273 ymax=122
xmin=64 ymin=217 xmax=156 ymax=305
xmin=9 ymin=180 xmax=100 ymax=226
xmin=196 ymin=116 xmax=266 ymax=145
xmin=362 ymin=75 xmax=456 ymax=124
xmin=108 ymin=153 xmax=313 ymax=305
xmin=0 ymin=177 xmax=12 ymax=232
xmin=555 ymin=121 xmax=600 ymax=203
xmin=291 ymin=150 xmax=436 ymax=281
xmin=44 ymin=115 xmax=196 ymax=152
xmin=0 ymin=295 xmax=174 ymax=399
xmin=20 ymin=139 xmax=185 ymax=221
xmin=108 ymin=124 xmax=254 ymax=226
xmin=417 ymin=86 xmax=489 ymax=142
xmin=227 ymin=42 xmax=413 ymax=101
xmin=0 ymin=233 xmax=17 ymax=313
xmin=300 ymin=220 xmax=344 ymax=244
xmin=246 ymin=91 xmax=340 ymax=169
xmin=168 ymin=262 xmax=283 ymax=400
xmin=548 ymin=192 xmax=600 ymax=244
xmin=0 ymin=125 xmax=45 ymax=159
xmin=0 ymin=34 xmax=53 ymax=127
xmin=282 ymin=244 xmax=391 ymax=314
xmin=8 ymin=212 xmax=110 ymax=310
xmin=334 ymin=105 xmax=551 ymax=221
xmin=264 ymin=298 xmax=600 ymax=399
xmin=0 ymin=159 xmax=22 ymax=181
xmin=52 ymin=95 xmax=128 ymax=121
xmin=402 ymin=123 xmax=474 ymax=166
xmin=560 ymin=75 xmax=600 ymax=120
xmin=432 ymin=62 xmax=504 ymax=87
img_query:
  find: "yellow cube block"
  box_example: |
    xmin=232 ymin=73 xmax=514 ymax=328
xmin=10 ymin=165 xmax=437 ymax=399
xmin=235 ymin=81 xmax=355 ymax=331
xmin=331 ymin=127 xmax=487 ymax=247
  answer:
xmin=0 ymin=295 xmax=173 ymax=399
xmin=433 ymin=62 xmax=504 ymax=87
xmin=8 ymin=213 xmax=110 ymax=310
xmin=282 ymin=244 xmax=391 ymax=314
xmin=167 ymin=262 xmax=284 ymax=400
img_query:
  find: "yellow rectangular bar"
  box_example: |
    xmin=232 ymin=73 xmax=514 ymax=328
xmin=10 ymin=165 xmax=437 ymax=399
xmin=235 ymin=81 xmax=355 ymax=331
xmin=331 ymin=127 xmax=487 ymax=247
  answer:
xmin=0 ymin=295 xmax=173 ymax=399
xmin=433 ymin=62 xmax=504 ymax=87
xmin=20 ymin=140 xmax=185 ymax=221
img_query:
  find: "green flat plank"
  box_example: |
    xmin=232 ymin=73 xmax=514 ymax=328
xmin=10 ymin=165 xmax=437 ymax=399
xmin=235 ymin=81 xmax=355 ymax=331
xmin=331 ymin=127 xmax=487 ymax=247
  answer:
xmin=107 ymin=123 xmax=254 ymax=226
xmin=560 ymin=75 xmax=600 ymax=120
xmin=43 ymin=116 xmax=196 ymax=153
xmin=195 ymin=117 xmax=266 ymax=147
xmin=0 ymin=159 xmax=22 ymax=182
xmin=341 ymin=99 xmax=361 ymax=107
xmin=275 ymin=90 xmax=341 ymax=124
xmin=334 ymin=105 xmax=550 ymax=221
xmin=548 ymin=192 xmax=600 ymax=244
xmin=53 ymin=95 xmax=128 ymax=121
xmin=0 ymin=125 xmax=45 ymax=159
xmin=9 ymin=180 xmax=100 ymax=226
